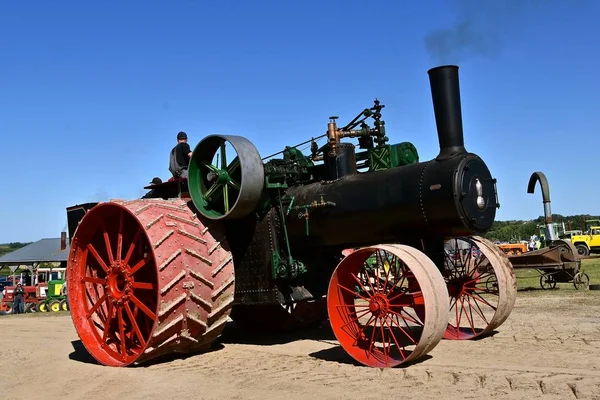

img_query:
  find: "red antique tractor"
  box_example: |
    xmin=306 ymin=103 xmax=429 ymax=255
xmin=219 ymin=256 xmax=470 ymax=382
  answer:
xmin=65 ymin=65 xmax=516 ymax=368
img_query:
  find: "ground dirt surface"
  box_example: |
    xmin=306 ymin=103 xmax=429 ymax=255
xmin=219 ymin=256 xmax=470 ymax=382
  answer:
xmin=1 ymin=290 xmax=600 ymax=400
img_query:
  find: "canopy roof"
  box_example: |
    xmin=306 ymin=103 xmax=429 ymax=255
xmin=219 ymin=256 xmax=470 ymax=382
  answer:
xmin=0 ymin=238 xmax=68 ymax=266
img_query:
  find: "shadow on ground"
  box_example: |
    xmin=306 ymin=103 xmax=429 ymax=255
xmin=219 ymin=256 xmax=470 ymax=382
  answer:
xmin=68 ymin=320 xmax=462 ymax=369
xmin=217 ymin=320 xmax=337 ymax=346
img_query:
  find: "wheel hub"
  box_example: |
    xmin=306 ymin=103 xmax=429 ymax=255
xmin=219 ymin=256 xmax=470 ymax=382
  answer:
xmin=207 ymin=169 xmax=231 ymax=185
xmin=107 ymin=264 xmax=132 ymax=302
xmin=368 ymin=294 xmax=390 ymax=317
xmin=446 ymin=276 xmax=474 ymax=298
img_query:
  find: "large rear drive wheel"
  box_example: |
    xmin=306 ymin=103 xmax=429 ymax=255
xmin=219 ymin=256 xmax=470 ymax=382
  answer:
xmin=67 ymin=199 xmax=235 ymax=367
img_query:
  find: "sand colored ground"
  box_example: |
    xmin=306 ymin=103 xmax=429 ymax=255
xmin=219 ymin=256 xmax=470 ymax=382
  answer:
xmin=1 ymin=290 xmax=600 ymax=400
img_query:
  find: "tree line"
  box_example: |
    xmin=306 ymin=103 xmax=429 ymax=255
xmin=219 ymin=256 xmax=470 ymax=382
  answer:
xmin=0 ymin=242 xmax=32 ymax=257
xmin=483 ymin=214 xmax=600 ymax=242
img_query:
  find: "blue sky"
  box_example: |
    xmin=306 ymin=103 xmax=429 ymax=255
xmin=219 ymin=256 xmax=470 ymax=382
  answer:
xmin=1 ymin=0 xmax=598 ymax=243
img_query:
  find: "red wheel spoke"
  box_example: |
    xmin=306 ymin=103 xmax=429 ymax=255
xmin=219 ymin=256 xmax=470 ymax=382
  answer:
xmin=130 ymin=294 xmax=156 ymax=320
xmin=388 ymin=308 xmax=423 ymax=327
xmin=334 ymin=303 xmax=369 ymax=308
xmin=101 ymin=310 xmax=111 ymax=345
xmin=464 ymin=292 xmax=490 ymax=324
xmin=455 ymin=297 xmax=463 ymax=332
xmin=337 ymin=282 xmax=369 ymax=302
xmin=367 ymin=318 xmax=378 ymax=357
xmin=401 ymin=308 xmax=424 ymax=326
xmin=105 ymin=301 xmax=114 ymax=323
xmin=387 ymin=289 xmax=420 ymax=304
xmin=379 ymin=323 xmax=389 ymax=365
xmin=101 ymin=221 xmax=115 ymax=265
xmin=351 ymin=315 xmax=374 ymax=344
xmin=458 ymin=296 xmax=476 ymax=335
xmin=130 ymin=256 xmax=151 ymax=275
xmin=87 ymin=243 xmax=109 ymax=273
xmin=389 ymin=271 xmax=407 ymax=293
xmin=467 ymin=291 xmax=498 ymax=311
xmin=470 ymin=286 xmax=499 ymax=296
xmin=383 ymin=316 xmax=406 ymax=360
xmin=463 ymin=296 xmax=480 ymax=334
xmin=131 ymin=281 xmax=155 ymax=290
xmin=374 ymin=251 xmax=384 ymax=293
xmin=463 ymin=272 xmax=494 ymax=285
xmin=116 ymin=211 xmax=124 ymax=262
xmin=448 ymin=295 xmax=458 ymax=313
xmin=123 ymin=228 xmax=142 ymax=265
xmin=83 ymin=277 xmax=106 ymax=285
xmin=83 ymin=270 xmax=108 ymax=322
xmin=339 ymin=308 xmax=372 ymax=330
xmin=86 ymin=292 xmax=108 ymax=318
xmin=351 ymin=315 xmax=376 ymax=345
xmin=395 ymin=313 xmax=419 ymax=344
xmin=381 ymin=255 xmax=392 ymax=294
xmin=353 ymin=270 xmax=376 ymax=296
xmin=125 ymin=302 xmax=146 ymax=347
xmin=117 ymin=307 xmax=127 ymax=357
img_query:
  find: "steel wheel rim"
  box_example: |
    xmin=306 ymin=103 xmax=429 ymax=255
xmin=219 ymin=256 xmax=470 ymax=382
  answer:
xmin=327 ymin=245 xmax=447 ymax=368
xmin=574 ymin=272 xmax=590 ymax=290
xmin=540 ymin=273 xmax=557 ymax=290
xmin=68 ymin=202 xmax=158 ymax=367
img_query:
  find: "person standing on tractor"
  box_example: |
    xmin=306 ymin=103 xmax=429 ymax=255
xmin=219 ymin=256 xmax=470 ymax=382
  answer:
xmin=169 ymin=131 xmax=192 ymax=178
xmin=13 ymin=283 xmax=24 ymax=314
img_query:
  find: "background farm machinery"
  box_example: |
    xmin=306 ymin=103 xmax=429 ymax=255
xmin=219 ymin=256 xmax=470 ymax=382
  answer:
xmin=0 ymin=268 xmax=69 ymax=313
xmin=500 ymin=172 xmax=589 ymax=290
xmin=65 ymin=65 xmax=516 ymax=368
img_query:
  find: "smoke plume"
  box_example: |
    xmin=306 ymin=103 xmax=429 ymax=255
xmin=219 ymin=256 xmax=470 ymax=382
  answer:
xmin=423 ymin=0 xmax=576 ymax=64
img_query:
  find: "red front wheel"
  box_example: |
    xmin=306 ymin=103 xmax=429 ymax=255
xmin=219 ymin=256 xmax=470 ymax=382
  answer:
xmin=327 ymin=244 xmax=449 ymax=368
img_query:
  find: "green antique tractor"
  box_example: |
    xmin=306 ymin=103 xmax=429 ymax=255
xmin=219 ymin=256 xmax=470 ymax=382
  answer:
xmin=37 ymin=279 xmax=69 ymax=313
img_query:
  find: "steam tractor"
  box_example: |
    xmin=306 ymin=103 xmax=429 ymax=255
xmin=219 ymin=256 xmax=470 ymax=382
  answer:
xmin=66 ymin=65 xmax=516 ymax=368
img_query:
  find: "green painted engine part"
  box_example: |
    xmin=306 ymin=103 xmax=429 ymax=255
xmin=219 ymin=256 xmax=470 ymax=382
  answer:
xmin=368 ymin=142 xmax=419 ymax=171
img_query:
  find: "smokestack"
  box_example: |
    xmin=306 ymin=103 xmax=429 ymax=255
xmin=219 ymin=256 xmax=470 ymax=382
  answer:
xmin=427 ymin=65 xmax=467 ymax=160
xmin=60 ymin=231 xmax=67 ymax=250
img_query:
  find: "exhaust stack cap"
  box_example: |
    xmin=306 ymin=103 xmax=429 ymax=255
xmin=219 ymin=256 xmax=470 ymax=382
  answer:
xmin=427 ymin=65 xmax=467 ymax=160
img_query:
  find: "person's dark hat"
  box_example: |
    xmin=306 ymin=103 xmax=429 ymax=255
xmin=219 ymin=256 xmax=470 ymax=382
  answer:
xmin=150 ymin=177 xmax=162 ymax=185
xmin=177 ymin=131 xmax=188 ymax=140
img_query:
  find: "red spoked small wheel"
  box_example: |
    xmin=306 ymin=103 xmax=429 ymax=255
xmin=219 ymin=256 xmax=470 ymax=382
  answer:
xmin=441 ymin=235 xmax=516 ymax=340
xmin=327 ymin=244 xmax=449 ymax=368
xmin=67 ymin=199 xmax=235 ymax=367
